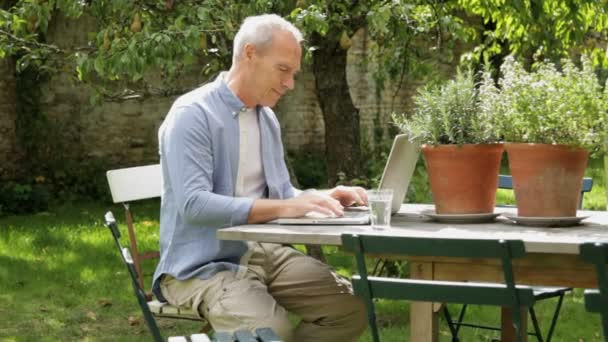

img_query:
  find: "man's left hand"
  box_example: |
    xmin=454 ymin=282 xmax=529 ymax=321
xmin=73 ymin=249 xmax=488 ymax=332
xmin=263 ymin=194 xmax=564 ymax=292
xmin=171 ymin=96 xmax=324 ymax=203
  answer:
xmin=329 ymin=185 xmax=368 ymax=207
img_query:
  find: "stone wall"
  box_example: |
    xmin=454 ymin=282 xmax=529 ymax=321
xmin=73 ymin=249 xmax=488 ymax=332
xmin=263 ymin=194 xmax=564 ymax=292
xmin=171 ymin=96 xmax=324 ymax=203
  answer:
xmin=0 ymin=58 xmax=19 ymax=180
xmin=0 ymin=15 xmax=462 ymax=179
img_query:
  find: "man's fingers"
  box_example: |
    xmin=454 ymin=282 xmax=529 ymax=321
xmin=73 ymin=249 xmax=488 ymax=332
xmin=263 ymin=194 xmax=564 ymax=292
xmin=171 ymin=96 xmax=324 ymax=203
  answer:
xmin=355 ymin=187 xmax=368 ymax=205
xmin=311 ymin=205 xmax=335 ymax=217
xmin=317 ymin=197 xmax=343 ymax=216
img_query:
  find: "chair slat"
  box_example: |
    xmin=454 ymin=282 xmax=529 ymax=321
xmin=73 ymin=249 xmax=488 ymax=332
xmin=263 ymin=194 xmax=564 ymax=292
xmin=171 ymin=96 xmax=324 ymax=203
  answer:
xmin=584 ymin=290 xmax=608 ymax=313
xmin=580 ymin=243 xmax=608 ymax=265
xmin=352 ymin=276 xmax=535 ymax=306
xmin=214 ymin=332 xmax=234 ymax=342
xmin=190 ymin=334 xmax=212 ymax=342
xmin=255 ymin=327 xmax=282 ymax=342
xmin=106 ymin=164 xmax=161 ymax=203
xmin=342 ymin=235 xmax=526 ymax=259
xmin=234 ymin=330 xmax=257 ymax=342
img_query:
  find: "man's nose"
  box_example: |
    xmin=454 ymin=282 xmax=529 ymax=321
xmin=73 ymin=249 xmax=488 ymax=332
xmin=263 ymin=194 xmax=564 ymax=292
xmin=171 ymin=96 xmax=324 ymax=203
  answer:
xmin=282 ymin=75 xmax=295 ymax=90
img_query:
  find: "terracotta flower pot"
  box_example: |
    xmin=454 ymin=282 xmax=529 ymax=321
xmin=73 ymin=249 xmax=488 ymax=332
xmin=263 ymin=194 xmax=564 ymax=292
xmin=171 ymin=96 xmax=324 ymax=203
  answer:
xmin=504 ymin=143 xmax=589 ymax=217
xmin=422 ymin=144 xmax=504 ymax=214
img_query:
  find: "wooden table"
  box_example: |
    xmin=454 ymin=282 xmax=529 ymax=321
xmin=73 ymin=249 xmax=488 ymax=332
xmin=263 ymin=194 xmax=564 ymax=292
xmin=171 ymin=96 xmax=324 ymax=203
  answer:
xmin=217 ymin=203 xmax=608 ymax=341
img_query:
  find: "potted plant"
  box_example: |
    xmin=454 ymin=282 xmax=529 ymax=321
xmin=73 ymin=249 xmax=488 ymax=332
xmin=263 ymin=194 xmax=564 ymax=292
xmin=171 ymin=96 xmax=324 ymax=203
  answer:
xmin=394 ymin=70 xmax=503 ymax=214
xmin=483 ymin=56 xmax=608 ymax=217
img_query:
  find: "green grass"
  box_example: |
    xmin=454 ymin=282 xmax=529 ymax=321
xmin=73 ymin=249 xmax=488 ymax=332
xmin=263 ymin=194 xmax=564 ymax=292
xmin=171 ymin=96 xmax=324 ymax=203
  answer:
xmin=1 ymin=158 xmax=606 ymax=341
xmin=0 ymin=201 xmax=203 ymax=341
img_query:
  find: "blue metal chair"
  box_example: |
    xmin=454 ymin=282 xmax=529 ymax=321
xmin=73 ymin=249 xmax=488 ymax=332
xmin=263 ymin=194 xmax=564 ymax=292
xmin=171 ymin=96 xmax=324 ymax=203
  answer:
xmin=579 ymin=242 xmax=608 ymax=342
xmin=443 ymin=175 xmax=594 ymax=342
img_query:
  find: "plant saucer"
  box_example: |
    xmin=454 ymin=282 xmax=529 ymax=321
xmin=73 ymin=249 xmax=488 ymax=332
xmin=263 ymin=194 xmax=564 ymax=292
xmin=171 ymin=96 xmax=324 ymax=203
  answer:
xmin=421 ymin=209 xmax=500 ymax=224
xmin=502 ymin=213 xmax=589 ymax=228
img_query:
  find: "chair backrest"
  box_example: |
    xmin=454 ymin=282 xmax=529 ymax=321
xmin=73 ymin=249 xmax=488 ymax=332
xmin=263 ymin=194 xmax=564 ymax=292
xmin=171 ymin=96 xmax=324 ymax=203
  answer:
xmin=498 ymin=174 xmax=593 ymax=208
xmin=106 ymin=164 xmax=162 ymax=203
xmin=580 ymin=242 xmax=608 ymax=340
xmin=341 ymin=234 xmax=534 ymax=342
xmin=104 ymin=211 xmax=164 ymax=342
xmin=106 ymin=164 xmax=162 ymax=291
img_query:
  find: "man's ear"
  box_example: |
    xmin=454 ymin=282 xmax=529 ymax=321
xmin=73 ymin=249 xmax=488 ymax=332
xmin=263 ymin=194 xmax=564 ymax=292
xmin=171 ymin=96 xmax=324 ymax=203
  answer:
xmin=243 ymin=43 xmax=256 ymax=62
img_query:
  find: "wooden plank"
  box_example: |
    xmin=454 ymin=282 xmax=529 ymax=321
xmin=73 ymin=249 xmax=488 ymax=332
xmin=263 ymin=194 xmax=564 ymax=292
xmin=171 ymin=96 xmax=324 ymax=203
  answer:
xmin=432 ymin=261 xmax=597 ymax=288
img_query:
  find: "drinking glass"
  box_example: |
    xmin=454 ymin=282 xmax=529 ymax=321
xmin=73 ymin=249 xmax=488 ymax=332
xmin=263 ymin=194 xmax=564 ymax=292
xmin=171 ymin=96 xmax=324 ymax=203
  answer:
xmin=367 ymin=189 xmax=393 ymax=230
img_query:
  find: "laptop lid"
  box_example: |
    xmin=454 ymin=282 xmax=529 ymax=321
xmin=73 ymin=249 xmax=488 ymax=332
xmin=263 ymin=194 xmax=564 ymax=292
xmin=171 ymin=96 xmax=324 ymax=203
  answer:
xmin=276 ymin=134 xmax=419 ymax=225
xmin=378 ymin=134 xmax=420 ymax=214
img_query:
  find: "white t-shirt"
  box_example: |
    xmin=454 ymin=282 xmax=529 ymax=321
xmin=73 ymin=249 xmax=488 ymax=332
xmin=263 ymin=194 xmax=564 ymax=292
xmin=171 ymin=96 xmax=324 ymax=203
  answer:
xmin=235 ymin=107 xmax=266 ymax=199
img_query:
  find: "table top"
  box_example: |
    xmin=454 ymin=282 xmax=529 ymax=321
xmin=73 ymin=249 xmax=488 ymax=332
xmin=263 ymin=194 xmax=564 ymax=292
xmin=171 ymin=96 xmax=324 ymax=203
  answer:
xmin=217 ymin=203 xmax=608 ymax=254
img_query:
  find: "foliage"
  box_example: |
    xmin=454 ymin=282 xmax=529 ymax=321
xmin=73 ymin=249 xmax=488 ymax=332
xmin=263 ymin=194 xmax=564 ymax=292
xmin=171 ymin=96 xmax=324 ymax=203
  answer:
xmin=393 ymin=70 xmax=498 ymax=145
xmin=0 ymin=181 xmax=50 ymax=215
xmin=291 ymin=1 xmax=466 ymax=88
xmin=457 ymin=0 xmax=608 ymax=68
xmin=484 ymin=56 xmax=608 ymax=153
xmin=1 ymin=0 xmax=465 ymax=188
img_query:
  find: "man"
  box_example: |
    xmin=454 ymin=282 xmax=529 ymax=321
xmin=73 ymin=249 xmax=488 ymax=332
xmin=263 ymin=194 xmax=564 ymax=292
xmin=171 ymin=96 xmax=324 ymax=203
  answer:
xmin=152 ymin=14 xmax=368 ymax=341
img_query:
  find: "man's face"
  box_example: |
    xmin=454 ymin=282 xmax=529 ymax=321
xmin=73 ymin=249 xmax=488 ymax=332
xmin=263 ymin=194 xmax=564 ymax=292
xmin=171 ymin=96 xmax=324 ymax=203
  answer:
xmin=246 ymin=31 xmax=302 ymax=107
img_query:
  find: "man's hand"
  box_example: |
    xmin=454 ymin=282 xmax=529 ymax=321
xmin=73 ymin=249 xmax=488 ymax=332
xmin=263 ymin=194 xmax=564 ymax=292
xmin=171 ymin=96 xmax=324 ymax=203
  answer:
xmin=329 ymin=185 xmax=368 ymax=207
xmin=279 ymin=192 xmax=344 ymax=218
xmin=247 ymin=187 xmax=367 ymax=224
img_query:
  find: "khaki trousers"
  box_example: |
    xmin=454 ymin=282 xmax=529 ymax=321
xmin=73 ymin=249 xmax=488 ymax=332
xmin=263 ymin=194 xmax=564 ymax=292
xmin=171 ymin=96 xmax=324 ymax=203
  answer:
xmin=160 ymin=243 xmax=367 ymax=341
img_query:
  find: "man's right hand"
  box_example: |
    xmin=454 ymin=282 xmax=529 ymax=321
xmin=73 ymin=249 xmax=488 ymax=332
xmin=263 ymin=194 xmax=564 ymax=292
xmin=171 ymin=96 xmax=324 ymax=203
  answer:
xmin=279 ymin=192 xmax=344 ymax=218
xmin=247 ymin=192 xmax=344 ymax=224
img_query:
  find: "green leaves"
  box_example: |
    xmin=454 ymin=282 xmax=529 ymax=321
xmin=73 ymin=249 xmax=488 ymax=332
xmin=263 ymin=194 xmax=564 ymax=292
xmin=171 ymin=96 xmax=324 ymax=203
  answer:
xmin=457 ymin=0 xmax=608 ymax=67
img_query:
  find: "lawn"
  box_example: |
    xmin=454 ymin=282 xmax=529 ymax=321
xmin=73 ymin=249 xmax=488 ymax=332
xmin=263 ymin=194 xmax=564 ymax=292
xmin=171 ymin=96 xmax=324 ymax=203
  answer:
xmin=0 ymin=159 xmax=606 ymax=341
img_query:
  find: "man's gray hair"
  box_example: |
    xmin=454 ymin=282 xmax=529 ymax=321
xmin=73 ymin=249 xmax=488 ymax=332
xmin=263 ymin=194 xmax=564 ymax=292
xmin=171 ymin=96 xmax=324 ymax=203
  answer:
xmin=232 ymin=14 xmax=304 ymax=64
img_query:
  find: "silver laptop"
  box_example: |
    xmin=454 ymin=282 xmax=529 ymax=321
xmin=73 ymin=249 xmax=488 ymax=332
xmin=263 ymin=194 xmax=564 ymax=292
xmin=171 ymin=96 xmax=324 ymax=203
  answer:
xmin=277 ymin=134 xmax=419 ymax=225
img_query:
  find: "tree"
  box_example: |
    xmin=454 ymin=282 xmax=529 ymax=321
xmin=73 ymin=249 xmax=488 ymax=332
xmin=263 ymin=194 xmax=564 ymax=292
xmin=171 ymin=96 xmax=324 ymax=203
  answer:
xmin=1 ymin=0 xmax=457 ymax=186
xmin=3 ymin=0 xmax=607 ymax=186
xmin=456 ymin=0 xmax=608 ymax=67
xmin=291 ymin=1 xmax=463 ymax=184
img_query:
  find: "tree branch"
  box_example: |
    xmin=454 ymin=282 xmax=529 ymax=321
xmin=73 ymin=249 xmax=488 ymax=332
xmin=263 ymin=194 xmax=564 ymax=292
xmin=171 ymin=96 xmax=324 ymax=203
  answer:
xmin=0 ymin=29 xmax=63 ymax=54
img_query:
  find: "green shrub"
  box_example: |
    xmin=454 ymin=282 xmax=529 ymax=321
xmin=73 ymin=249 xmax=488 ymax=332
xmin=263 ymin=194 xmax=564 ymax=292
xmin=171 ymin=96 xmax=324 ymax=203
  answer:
xmin=393 ymin=69 xmax=499 ymax=145
xmin=0 ymin=181 xmax=51 ymax=215
xmin=484 ymin=55 xmax=608 ymax=153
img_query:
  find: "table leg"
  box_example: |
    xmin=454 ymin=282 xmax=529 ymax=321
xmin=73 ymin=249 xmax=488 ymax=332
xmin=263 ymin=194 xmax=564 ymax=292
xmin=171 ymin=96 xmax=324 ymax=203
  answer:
xmin=410 ymin=261 xmax=438 ymax=342
xmin=501 ymin=307 xmax=528 ymax=342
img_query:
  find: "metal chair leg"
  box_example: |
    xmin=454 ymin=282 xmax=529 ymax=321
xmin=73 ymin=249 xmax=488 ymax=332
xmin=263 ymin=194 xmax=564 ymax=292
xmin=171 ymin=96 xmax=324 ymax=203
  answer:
xmin=455 ymin=304 xmax=467 ymax=335
xmin=442 ymin=306 xmax=460 ymax=342
xmin=544 ymin=292 xmax=565 ymax=342
xmin=529 ymin=307 xmax=544 ymax=342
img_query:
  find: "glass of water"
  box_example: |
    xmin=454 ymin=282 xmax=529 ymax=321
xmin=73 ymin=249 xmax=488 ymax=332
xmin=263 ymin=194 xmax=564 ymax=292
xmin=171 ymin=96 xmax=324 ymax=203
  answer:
xmin=367 ymin=189 xmax=393 ymax=230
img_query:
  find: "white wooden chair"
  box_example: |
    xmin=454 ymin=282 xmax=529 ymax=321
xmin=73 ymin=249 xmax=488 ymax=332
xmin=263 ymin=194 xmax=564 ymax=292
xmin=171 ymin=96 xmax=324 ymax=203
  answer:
xmin=106 ymin=164 xmax=203 ymax=322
